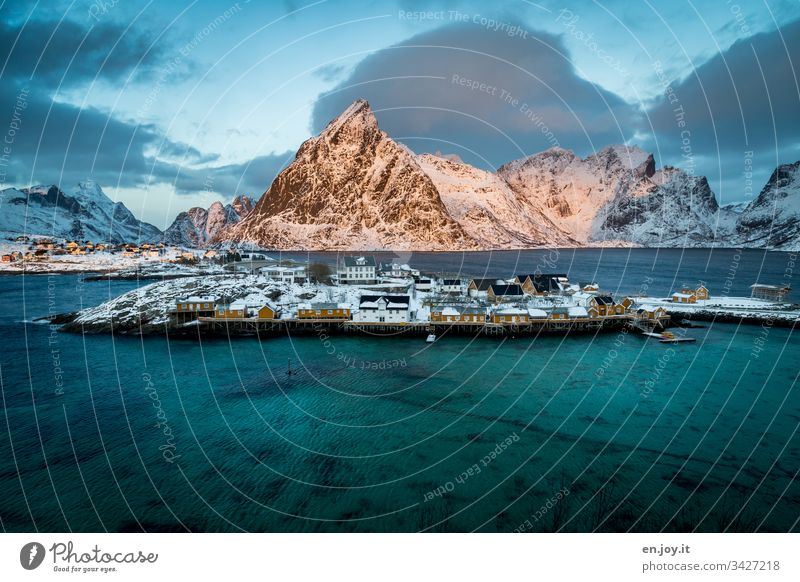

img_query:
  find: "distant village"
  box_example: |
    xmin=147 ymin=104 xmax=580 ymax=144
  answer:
xmin=1 ymin=235 xmax=222 ymax=265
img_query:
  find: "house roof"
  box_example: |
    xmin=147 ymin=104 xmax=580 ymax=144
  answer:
xmin=567 ymin=306 xmax=589 ymax=317
xmin=527 ymin=308 xmax=548 ymax=318
xmin=433 ymin=305 xmax=485 ymax=316
xmin=516 ymin=273 xmax=568 ymax=292
xmin=304 ymin=302 xmax=349 ymax=310
xmin=593 ymin=295 xmax=615 ymax=305
xmin=489 ymin=284 xmax=524 ymax=296
xmin=344 ymin=256 xmax=376 ymax=267
xmin=496 ymin=307 xmax=527 ymax=315
xmin=671 ymin=292 xmax=694 ymax=298
xmin=750 ymin=283 xmax=790 ymax=290
xmin=469 ymin=278 xmax=499 ymax=291
xmin=359 ymin=295 xmax=410 ymax=309
xmin=183 ymin=296 xmax=218 ymax=303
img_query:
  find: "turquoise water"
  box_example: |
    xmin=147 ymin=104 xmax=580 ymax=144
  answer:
xmin=1 ymin=250 xmax=799 ymax=532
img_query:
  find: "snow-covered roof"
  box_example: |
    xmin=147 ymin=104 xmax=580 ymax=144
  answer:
xmin=183 ymin=295 xmax=218 ymax=302
xmin=496 ymin=307 xmax=527 ymax=315
xmin=527 ymin=308 xmax=548 ymax=318
xmin=344 ymin=256 xmax=376 ymax=267
xmin=567 ymin=306 xmax=589 ymax=317
xmin=672 ymin=292 xmax=694 ymax=298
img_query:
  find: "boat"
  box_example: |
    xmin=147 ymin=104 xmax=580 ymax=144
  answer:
xmin=426 ymin=333 xmax=436 ymax=343
xmin=641 ymin=331 xmax=696 ymax=343
xmin=658 ymin=331 xmax=696 ymax=344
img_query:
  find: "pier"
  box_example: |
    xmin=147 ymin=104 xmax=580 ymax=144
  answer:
xmin=191 ymin=313 xmax=666 ymax=338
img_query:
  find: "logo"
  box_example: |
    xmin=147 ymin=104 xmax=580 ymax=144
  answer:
xmin=20 ymin=542 xmax=46 ymax=570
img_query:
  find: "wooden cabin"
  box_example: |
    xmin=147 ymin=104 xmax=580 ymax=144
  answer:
xmin=671 ymin=291 xmax=696 ymax=304
xmin=514 ymin=273 xmax=568 ymax=296
xmin=549 ymin=307 xmax=569 ymax=320
xmin=174 ymin=296 xmax=218 ymax=321
xmin=431 ymin=306 xmax=486 ymax=323
xmin=467 ymin=278 xmax=498 ymax=297
xmin=491 ymin=307 xmax=529 ymax=324
xmin=588 ymin=295 xmax=617 ymax=315
xmin=694 ymin=285 xmax=709 ymax=300
xmin=297 ymin=303 xmax=351 ymax=320
xmin=635 ymin=305 xmax=667 ymax=320
xmin=256 ymin=304 xmax=279 ymax=320
xmin=214 ymin=302 xmax=247 ymax=319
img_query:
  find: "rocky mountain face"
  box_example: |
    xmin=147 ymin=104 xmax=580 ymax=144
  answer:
xmin=223 ymin=99 xmax=475 ymax=250
xmin=735 ymin=161 xmax=800 ymax=250
xmin=223 ymin=99 xmax=787 ymax=251
xmin=0 ymin=181 xmax=161 ymax=243
xmin=164 ymin=195 xmax=253 ymax=247
xmin=497 ymin=145 xmax=737 ymax=246
xmin=417 ymin=153 xmax=575 ymax=248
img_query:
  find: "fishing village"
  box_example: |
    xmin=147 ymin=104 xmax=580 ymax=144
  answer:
xmin=164 ymin=255 xmax=797 ymax=341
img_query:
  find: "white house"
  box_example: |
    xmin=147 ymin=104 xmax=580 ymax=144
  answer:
xmin=414 ymin=278 xmax=434 ymax=292
xmin=260 ymin=265 xmax=307 ymax=284
xmin=339 ymin=256 xmax=377 ymax=285
xmin=440 ymin=278 xmax=465 ymax=295
xmin=353 ymin=295 xmax=412 ymax=323
xmin=379 ymin=262 xmax=420 ymax=279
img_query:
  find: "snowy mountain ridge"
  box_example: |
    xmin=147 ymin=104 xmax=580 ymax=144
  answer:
xmin=0 ymin=181 xmax=161 ymax=243
xmin=163 ymin=195 xmax=253 ymax=247
xmin=219 ymin=99 xmax=800 ymax=251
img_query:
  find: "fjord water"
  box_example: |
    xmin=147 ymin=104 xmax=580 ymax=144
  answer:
xmin=1 ymin=249 xmax=798 ymax=532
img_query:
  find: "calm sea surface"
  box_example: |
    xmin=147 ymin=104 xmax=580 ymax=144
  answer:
xmin=1 ymin=249 xmax=798 ymax=532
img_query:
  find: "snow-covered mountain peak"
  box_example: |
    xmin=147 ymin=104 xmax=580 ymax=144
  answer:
xmin=0 ymin=182 xmax=161 ymax=242
xmin=316 ymin=98 xmax=380 ymax=147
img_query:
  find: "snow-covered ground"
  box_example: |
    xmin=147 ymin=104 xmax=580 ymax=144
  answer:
xmin=635 ymin=296 xmax=800 ymax=322
xmin=60 ymin=275 xmax=437 ymax=334
xmin=0 ymin=242 xmax=214 ymax=275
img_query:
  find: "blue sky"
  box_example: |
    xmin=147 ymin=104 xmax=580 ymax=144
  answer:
xmin=1 ymin=0 xmax=799 ymax=227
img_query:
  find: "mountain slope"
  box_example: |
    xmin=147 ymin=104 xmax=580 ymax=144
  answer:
xmin=499 ymin=146 xmax=734 ymax=246
xmin=164 ymin=195 xmax=253 ymax=247
xmin=417 ymin=153 xmax=575 ymax=247
xmin=224 ymin=100 xmax=475 ymax=250
xmin=0 ymin=181 xmax=161 ymax=243
xmin=734 ymin=161 xmax=800 ymax=250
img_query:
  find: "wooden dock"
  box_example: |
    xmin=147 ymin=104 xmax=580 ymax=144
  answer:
xmin=190 ymin=314 xmax=670 ymax=338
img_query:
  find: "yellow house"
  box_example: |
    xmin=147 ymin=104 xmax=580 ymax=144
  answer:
xmin=256 ymin=304 xmax=279 ymax=320
xmin=431 ymin=306 xmax=486 ymax=323
xmin=65 ymin=241 xmax=79 ymax=250
xmin=175 ymin=297 xmax=217 ymax=312
xmin=297 ymin=303 xmax=351 ymax=319
xmin=549 ymin=307 xmax=569 ymax=320
xmin=491 ymin=307 xmax=529 ymax=324
xmin=671 ymin=291 xmax=697 ymax=304
xmin=588 ymin=296 xmax=616 ymax=316
xmin=635 ymin=305 xmax=667 ymax=320
xmin=514 ymin=274 xmax=568 ymax=296
xmin=214 ymin=302 xmax=246 ymax=319
xmin=694 ymin=285 xmax=709 ymax=300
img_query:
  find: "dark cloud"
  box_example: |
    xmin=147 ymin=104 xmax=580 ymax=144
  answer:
xmin=311 ymin=21 xmax=640 ymax=169
xmin=0 ymin=81 xmax=289 ymax=200
xmin=641 ymin=19 xmax=800 ymax=202
xmin=0 ymin=16 xmax=169 ymax=87
xmin=0 ymin=9 xmax=283 ymax=202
